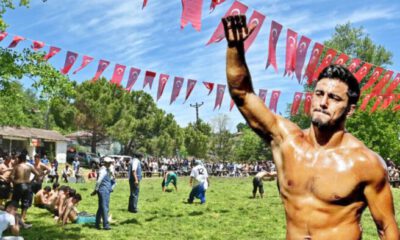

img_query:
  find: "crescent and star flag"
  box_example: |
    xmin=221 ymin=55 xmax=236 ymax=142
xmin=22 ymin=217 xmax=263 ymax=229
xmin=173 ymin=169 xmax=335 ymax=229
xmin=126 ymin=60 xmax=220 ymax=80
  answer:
xmin=290 ymin=92 xmax=303 ymax=116
xmin=334 ymin=53 xmax=349 ymax=65
xmin=31 ymin=41 xmax=45 ymax=51
xmin=394 ymin=104 xmax=400 ymax=112
xmin=370 ymin=95 xmax=383 ymax=113
xmin=0 ymin=32 xmax=7 ymax=41
xmin=371 ymin=70 xmax=393 ymax=95
xmin=303 ymin=92 xmax=313 ymax=115
xmin=354 ymin=63 xmax=373 ymax=83
xmin=43 ymin=46 xmax=61 ymax=61
xmin=142 ymin=0 xmax=148 ymax=9
xmin=206 ymin=0 xmax=248 ymax=45
xmin=258 ymin=89 xmax=268 ymax=104
xmin=184 ymin=79 xmax=197 ymax=102
xmin=92 ymin=59 xmax=110 ymax=82
xmin=125 ymin=68 xmax=141 ymax=91
xmin=361 ymin=67 xmax=384 ymax=92
xmin=210 ymin=0 xmax=226 ymax=12
xmin=347 ymin=58 xmax=361 ymax=73
xmin=73 ymin=55 xmax=94 ymax=74
xmin=157 ymin=74 xmax=170 ymax=101
xmin=383 ymin=73 xmax=400 ymax=95
xmin=381 ymin=95 xmax=395 ymax=110
xmin=312 ymin=48 xmax=337 ymax=82
xmin=170 ymin=77 xmax=185 ymax=104
xmin=181 ymin=0 xmax=203 ymax=31
xmin=214 ymin=84 xmax=226 ymax=110
xmin=295 ymin=35 xmax=311 ymax=83
xmin=229 ymin=99 xmax=235 ymax=111
xmin=284 ymin=29 xmax=298 ymax=77
xmin=60 ymin=51 xmax=78 ymax=75
xmin=143 ymin=71 xmax=156 ymax=89
xmin=110 ymin=64 xmax=126 ymax=86
xmin=243 ymin=10 xmax=266 ymax=52
xmin=266 ymin=20 xmax=283 ymax=73
xmin=359 ymin=94 xmax=372 ymax=111
xmin=8 ymin=35 xmax=25 ymax=48
xmin=203 ymin=81 xmax=214 ymax=95
xmin=269 ymin=90 xmax=281 ymax=113
xmin=304 ymin=42 xmax=324 ymax=85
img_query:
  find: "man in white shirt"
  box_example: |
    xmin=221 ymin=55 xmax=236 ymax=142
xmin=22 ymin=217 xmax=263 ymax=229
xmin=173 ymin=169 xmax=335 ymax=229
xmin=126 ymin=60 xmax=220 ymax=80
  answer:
xmin=128 ymin=154 xmax=142 ymax=213
xmin=188 ymin=160 xmax=210 ymax=204
xmin=0 ymin=201 xmax=21 ymax=239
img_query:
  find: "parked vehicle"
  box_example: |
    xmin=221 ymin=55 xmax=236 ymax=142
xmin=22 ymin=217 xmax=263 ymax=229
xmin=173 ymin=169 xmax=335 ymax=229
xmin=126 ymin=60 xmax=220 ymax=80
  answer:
xmin=67 ymin=151 xmax=100 ymax=168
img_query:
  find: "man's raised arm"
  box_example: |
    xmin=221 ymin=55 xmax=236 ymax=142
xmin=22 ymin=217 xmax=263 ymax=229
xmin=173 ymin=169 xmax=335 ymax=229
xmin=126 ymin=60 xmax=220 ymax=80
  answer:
xmin=223 ymin=15 xmax=300 ymax=143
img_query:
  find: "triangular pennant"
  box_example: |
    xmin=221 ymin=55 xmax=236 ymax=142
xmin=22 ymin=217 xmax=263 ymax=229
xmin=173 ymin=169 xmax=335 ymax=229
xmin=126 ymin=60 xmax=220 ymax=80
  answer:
xmin=359 ymin=94 xmax=372 ymax=111
xmin=371 ymin=70 xmax=393 ymax=95
xmin=265 ymin=21 xmax=283 ymax=73
xmin=229 ymin=99 xmax=235 ymax=111
xmin=258 ymin=89 xmax=268 ymax=104
xmin=31 ymin=41 xmax=45 ymax=51
xmin=361 ymin=67 xmax=384 ymax=92
xmin=290 ymin=92 xmax=303 ymax=116
xmin=181 ymin=0 xmax=203 ymax=31
xmin=295 ymin=35 xmax=311 ymax=83
xmin=157 ymin=74 xmax=170 ymax=101
xmin=383 ymin=73 xmax=400 ymax=95
xmin=284 ymin=29 xmax=298 ymax=77
xmin=184 ymin=79 xmax=197 ymax=102
xmin=92 ymin=59 xmax=110 ymax=82
xmin=60 ymin=51 xmax=78 ymax=75
xmin=43 ymin=46 xmax=61 ymax=61
xmin=214 ymin=84 xmax=226 ymax=110
xmin=0 ymin=32 xmax=8 ymax=42
xmin=7 ymin=35 xmax=25 ymax=48
xmin=125 ymin=68 xmax=141 ymax=91
xmin=347 ymin=58 xmax=361 ymax=73
xmin=244 ymin=10 xmax=266 ymax=52
xmin=210 ymin=0 xmax=226 ymax=12
xmin=269 ymin=90 xmax=281 ymax=113
xmin=143 ymin=71 xmax=157 ymax=89
xmin=73 ymin=55 xmax=94 ymax=74
xmin=203 ymin=81 xmax=214 ymax=95
xmin=354 ymin=63 xmax=373 ymax=83
xmin=304 ymin=43 xmax=324 ymax=85
xmin=312 ymin=48 xmax=337 ymax=82
xmin=170 ymin=77 xmax=185 ymax=104
xmin=303 ymin=92 xmax=313 ymax=115
xmin=334 ymin=53 xmax=349 ymax=65
xmin=110 ymin=64 xmax=126 ymax=86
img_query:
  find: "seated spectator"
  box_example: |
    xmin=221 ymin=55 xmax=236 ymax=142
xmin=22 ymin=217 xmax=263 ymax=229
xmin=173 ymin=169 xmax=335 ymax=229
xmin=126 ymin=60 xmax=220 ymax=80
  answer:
xmin=34 ymin=186 xmax=51 ymax=208
xmin=0 ymin=201 xmax=22 ymax=239
xmin=61 ymin=165 xmax=73 ymax=183
xmin=48 ymin=162 xmax=59 ymax=183
xmin=88 ymin=168 xmax=97 ymax=180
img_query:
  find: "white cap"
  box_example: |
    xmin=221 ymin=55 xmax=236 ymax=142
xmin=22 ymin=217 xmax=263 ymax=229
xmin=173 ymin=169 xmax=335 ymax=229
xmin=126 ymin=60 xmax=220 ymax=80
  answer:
xmin=103 ymin=157 xmax=114 ymax=163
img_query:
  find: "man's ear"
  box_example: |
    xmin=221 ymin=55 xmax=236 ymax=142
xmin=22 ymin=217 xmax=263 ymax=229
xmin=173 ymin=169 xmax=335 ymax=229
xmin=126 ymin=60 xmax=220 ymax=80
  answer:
xmin=346 ymin=104 xmax=356 ymax=117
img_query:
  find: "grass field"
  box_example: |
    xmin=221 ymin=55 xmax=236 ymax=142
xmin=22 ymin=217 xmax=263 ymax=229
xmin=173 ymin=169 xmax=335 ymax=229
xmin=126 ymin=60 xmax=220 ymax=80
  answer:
xmin=13 ymin=177 xmax=400 ymax=240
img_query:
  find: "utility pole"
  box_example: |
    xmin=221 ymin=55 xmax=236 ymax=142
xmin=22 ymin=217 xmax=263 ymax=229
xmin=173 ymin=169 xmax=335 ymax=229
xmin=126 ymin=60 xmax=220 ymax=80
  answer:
xmin=190 ymin=102 xmax=204 ymax=125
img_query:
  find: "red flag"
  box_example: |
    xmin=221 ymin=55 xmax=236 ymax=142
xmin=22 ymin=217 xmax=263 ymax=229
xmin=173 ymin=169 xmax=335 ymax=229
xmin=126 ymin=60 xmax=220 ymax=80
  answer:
xmin=269 ymin=90 xmax=281 ymax=113
xmin=354 ymin=63 xmax=373 ymax=83
xmin=383 ymin=73 xmax=400 ymax=95
xmin=381 ymin=94 xmax=395 ymax=110
xmin=206 ymin=0 xmax=248 ymax=45
xmin=266 ymin=21 xmax=283 ymax=73
xmin=210 ymin=0 xmax=226 ymax=12
xmin=184 ymin=79 xmax=197 ymax=102
xmin=43 ymin=46 xmax=61 ymax=61
xmin=312 ymin=48 xmax=337 ymax=82
xmin=394 ymin=105 xmax=400 ymax=112
xmin=295 ymin=35 xmax=311 ymax=83
xmin=143 ymin=71 xmax=156 ymax=89
xmin=203 ymin=81 xmax=214 ymax=95
xmin=361 ymin=67 xmax=384 ymax=92
xmin=229 ymin=99 xmax=235 ymax=111
xmin=347 ymin=58 xmax=361 ymax=73
xmin=370 ymin=96 xmax=383 ymax=113
xmin=359 ymin=94 xmax=372 ymax=111
xmin=304 ymin=92 xmax=313 ymax=115
xmin=258 ymin=89 xmax=268 ymax=104
xmin=7 ymin=35 xmax=24 ymax=48
xmin=284 ymin=29 xmax=298 ymax=77
xmin=290 ymin=92 xmax=303 ymax=116
xmin=31 ymin=41 xmax=45 ymax=51
xmin=125 ymin=68 xmax=141 ymax=91
xmin=170 ymin=77 xmax=184 ymax=104
xmin=60 ymin=51 xmax=78 ymax=75
xmin=304 ymin=43 xmax=324 ymax=85
xmin=142 ymin=0 xmax=148 ymax=9
xmin=92 ymin=59 xmax=110 ymax=82
xmin=73 ymin=55 xmax=93 ymax=74
xmin=156 ymin=74 xmax=170 ymax=101
xmin=110 ymin=64 xmax=126 ymax=86
xmin=244 ymin=10 xmax=266 ymax=52
xmin=371 ymin=70 xmax=393 ymax=95
xmin=181 ymin=0 xmax=203 ymax=31
xmin=334 ymin=53 xmax=349 ymax=65
xmin=0 ymin=32 xmax=7 ymax=42
xmin=214 ymin=84 xmax=226 ymax=110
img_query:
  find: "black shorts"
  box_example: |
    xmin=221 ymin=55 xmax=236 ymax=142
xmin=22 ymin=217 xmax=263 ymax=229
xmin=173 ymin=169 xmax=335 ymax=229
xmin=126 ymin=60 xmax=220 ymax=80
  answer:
xmin=253 ymin=177 xmax=264 ymax=194
xmin=12 ymin=183 xmax=33 ymax=210
xmin=31 ymin=181 xmax=43 ymax=194
xmin=0 ymin=181 xmax=11 ymax=199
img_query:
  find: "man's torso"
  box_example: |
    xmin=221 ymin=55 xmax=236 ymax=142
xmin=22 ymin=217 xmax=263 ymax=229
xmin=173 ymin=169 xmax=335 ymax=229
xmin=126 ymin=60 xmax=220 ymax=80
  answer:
xmin=14 ymin=163 xmax=33 ymax=184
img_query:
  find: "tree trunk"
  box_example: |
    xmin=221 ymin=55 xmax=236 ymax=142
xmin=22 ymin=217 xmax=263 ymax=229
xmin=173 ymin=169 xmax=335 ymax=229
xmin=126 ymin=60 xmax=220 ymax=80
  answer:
xmin=91 ymin=130 xmax=97 ymax=153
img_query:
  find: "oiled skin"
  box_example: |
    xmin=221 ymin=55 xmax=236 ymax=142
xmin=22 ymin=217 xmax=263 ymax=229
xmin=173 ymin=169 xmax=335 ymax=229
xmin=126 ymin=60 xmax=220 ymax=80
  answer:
xmin=222 ymin=15 xmax=399 ymax=240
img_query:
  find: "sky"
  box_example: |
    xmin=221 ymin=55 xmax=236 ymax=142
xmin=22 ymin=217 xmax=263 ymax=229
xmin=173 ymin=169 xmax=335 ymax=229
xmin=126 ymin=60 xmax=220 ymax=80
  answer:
xmin=3 ymin=0 xmax=400 ymax=131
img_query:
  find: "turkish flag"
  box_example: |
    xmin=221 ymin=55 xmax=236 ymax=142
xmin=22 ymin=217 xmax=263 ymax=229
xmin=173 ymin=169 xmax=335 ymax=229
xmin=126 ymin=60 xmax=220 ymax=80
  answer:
xmin=303 ymin=92 xmax=313 ymax=115
xmin=184 ymin=79 xmax=197 ymax=102
xmin=295 ymin=35 xmax=311 ymax=83
xmin=370 ymin=95 xmax=383 ymax=113
xmin=92 ymin=59 xmax=110 ymax=82
xmin=31 ymin=41 xmax=45 ymax=51
xmin=383 ymin=73 xmax=400 ymax=95
xmin=60 ymin=51 xmax=78 ymax=75
xmin=73 ymin=55 xmax=93 ymax=74
xmin=229 ymin=99 xmax=235 ymax=111
xmin=304 ymin=43 xmax=324 ymax=85
xmin=0 ymin=32 xmax=7 ymax=42
xmin=359 ymin=94 xmax=372 ymax=111
xmin=244 ymin=10 xmax=266 ymax=52
xmin=394 ymin=105 xmax=400 ymax=112
xmin=142 ymin=0 xmax=148 ymax=9
xmin=290 ymin=92 xmax=303 ymax=116
xmin=381 ymin=95 xmax=395 ymax=110
xmin=203 ymin=81 xmax=214 ymax=95
xmin=157 ymin=74 xmax=170 ymax=101
xmin=258 ymin=89 xmax=268 ymax=104
xmin=206 ymin=0 xmax=248 ymax=45
xmin=125 ymin=68 xmax=141 ymax=91
xmin=269 ymin=90 xmax=281 ymax=113
xmin=347 ymin=58 xmax=361 ymax=73
xmin=284 ymin=29 xmax=298 ymax=77
xmin=110 ymin=64 xmax=126 ymax=86
xmin=181 ymin=0 xmax=203 ymax=31
xmin=334 ymin=53 xmax=349 ymax=65
xmin=371 ymin=70 xmax=393 ymax=95
xmin=265 ymin=21 xmax=283 ymax=73
xmin=312 ymin=48 xmax=337 ymax=82
xmin=43 ymin=46 xmax=61 ymax=61
xmin=214 ymin=84 xmax=226 ymax=110
xmin=354 ymin=63 xmax=372 ymax=83
xmin=170 ymin=77 xmax=185 ymax=104
xmin=361 ymin=67 xmax=384 ymax=92
xmin=210 ymin=0 xmax=226 ymax=12
xmin=7 ymin=35 xmax=24 ymax=48
xmin=143 ymin=71 xmax=156 ymax=89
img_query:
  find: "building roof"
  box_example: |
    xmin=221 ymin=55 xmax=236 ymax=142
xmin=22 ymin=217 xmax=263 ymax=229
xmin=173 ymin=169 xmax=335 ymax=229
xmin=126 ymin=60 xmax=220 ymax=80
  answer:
xmin=65 ymin=131 xmax=92 ymax=139
xmin=0 ymin=126 xmax=68 ymax=142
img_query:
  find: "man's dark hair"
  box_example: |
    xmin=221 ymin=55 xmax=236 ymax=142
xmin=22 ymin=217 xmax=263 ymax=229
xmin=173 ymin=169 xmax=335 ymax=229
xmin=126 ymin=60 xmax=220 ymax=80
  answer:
xmin=317 ymin=64 xmax=360 ymax=106
xmin=73 ymin=193 xmax=82 ymax=202
xmin=34 ymin=154 xmax=40 ymax=159
xmin=5 ymin=200 xmax=19 ymax=209
xmin=68 ymin=188 xmax=76 ymax=197
xmin=134 ymin=153 xmax=144 ymax=159
xmin=44 ymin=186 xmax=51 ymax=192
xmin=17 ymin=153 xmax=26 ymax=162
xmin=52 ymin=182 xmax=60 ymax=190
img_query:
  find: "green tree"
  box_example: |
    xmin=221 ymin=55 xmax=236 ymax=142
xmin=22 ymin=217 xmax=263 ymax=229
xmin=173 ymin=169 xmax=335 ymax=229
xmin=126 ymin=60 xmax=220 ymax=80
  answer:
xmin=233 ymin=128 xmax=271 ymax=162
xmin=184 ymin=120 xmax=211 ymax=158
xmin=210 ymin=114 xmax=234 ymax=162
xmin=0 ymin=0 xmax=30 ymax=30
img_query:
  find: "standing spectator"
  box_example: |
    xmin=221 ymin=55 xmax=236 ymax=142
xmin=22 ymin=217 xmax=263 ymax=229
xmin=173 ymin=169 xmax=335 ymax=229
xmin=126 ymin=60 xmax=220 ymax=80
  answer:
xmin=0 ymin=201 xmax=21 ymax=239
xmin=72 ymin=157 xmax=80 ymax=182
xmin=0 ymin=156 xmax=13 ymax=206
xmin=48 ymin=162 xmax=59 ymax=183
xmin=32 ymin=155 xmax=51 ymax=194
xmin=61 ymin=165 xmax=73 ymax=183
xmin=128 ymin=154 xmax=142 ymax=214
xmin=188 ymin=160 xmax=209 ymax=204
xmin=41 ymin=155 xmax=49 ymax=165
